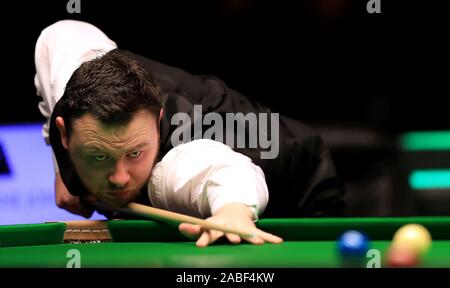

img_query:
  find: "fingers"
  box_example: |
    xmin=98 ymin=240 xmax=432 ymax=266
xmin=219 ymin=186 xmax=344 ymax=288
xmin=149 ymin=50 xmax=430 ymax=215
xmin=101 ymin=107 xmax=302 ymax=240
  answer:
xmin=225 ymin=233 xmax=241 ymax=244
xmin=179 ymin=223 xmax=225 ymax=247
xmin=196 ymin=230 xmax=224 ymax=247
xmin=198 ymin=230 xmax=282 ymax=246
xmin=243 ymin=234 xmax=265 ymax=245
xmin=179 ymin=224 xmax=283 ymax=247
xmin=69 ymin=197 xmax=95 ymax=218
xmin=55 ymin=175 xmax=95 ymax=218
xmin=179 ymin=223 xmax=202 ymax=239
xmin=56 ymin=193 xmax=94 ymax=218
xmin=196 ymin=231 xmax=211 ymax=247
xmin=250 ymin=230 xmax=284 ymax=244
xmin=55 ymin=191 xmax=76 ymax=209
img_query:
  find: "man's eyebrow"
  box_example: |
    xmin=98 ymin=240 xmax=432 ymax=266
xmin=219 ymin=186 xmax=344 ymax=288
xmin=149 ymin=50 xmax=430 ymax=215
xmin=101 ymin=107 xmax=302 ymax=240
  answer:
xmin=125 ymin=142 xmax=150 ymax=153
xmin=82 ymin=142 xmax=150 ymax=152
xmin=83 ymin=145 xmax=106 ymax=152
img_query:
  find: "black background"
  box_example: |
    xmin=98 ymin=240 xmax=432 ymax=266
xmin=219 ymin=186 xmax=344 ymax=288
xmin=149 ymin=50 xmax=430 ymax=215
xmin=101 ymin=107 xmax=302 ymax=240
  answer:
xmin=1 ymin=0 xmax=448 ymax=133
xmin=1 ymin=0 xmax=449 ymax=216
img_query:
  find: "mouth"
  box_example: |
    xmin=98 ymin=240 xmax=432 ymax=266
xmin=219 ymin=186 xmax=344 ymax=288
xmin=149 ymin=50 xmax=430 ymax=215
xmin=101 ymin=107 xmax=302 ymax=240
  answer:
xmin=106 ymin=190 xmax=133 ymax=198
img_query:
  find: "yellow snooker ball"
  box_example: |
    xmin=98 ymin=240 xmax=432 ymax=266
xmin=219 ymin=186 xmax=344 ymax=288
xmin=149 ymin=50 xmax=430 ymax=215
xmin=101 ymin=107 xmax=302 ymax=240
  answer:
xmin=393 ymin=224 xmax=432 ymax=255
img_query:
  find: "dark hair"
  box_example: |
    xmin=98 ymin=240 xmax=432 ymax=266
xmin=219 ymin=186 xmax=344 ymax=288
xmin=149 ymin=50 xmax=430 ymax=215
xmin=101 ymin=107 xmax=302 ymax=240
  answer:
xmin=59 ymin=49 xmax=162 ymax=137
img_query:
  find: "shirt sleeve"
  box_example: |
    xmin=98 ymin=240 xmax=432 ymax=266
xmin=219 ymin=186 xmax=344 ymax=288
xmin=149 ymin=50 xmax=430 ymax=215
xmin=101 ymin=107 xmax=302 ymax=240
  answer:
xmin=148 ymin=139 xmax=268 ymax=219
xmin=35 ymin=73 xmax=60 ymax=173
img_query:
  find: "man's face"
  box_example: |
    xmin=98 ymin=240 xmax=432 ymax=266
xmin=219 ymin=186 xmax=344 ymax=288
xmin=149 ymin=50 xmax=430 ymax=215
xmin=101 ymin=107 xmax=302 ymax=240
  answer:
xmin=63 ymin=110 xmax=160 ymax=207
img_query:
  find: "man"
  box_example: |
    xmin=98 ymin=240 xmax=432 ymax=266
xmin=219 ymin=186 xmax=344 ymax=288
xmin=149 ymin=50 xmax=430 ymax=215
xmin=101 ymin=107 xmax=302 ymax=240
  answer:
xmin=35 ymin=20 xmax=345 ymax=246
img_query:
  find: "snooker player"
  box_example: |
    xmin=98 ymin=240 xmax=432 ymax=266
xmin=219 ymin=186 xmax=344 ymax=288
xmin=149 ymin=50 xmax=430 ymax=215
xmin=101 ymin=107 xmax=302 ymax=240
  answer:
xmin=34 ymin=20 xmax=345 ymax=246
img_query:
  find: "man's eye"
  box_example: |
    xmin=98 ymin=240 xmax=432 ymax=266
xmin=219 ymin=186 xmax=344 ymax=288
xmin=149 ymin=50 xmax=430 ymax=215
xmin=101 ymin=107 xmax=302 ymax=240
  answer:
xmin=91 ymin=155 xmax=108 ymax=161
xmin=128 ymin=151 xmax=142 ymax=158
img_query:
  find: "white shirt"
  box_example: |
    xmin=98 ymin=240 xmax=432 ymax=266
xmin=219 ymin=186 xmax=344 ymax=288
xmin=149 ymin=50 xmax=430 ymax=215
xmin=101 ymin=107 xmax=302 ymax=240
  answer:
xmin=149 ymin=139 xmax=268 ymax=219
xmin=34 ymin=20 xmax=269 ymax=219
xmin=34 ymin=20 xmax=118 ymax=145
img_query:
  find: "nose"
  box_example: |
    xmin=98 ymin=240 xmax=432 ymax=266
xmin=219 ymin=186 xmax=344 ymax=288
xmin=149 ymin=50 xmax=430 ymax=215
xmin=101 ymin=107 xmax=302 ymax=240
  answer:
xmin=108 ymin=160 xmax=130 ymax=188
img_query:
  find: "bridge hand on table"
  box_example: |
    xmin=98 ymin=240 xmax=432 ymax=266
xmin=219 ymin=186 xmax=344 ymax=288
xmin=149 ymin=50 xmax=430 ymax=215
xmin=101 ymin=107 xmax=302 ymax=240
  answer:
xmin=178 ymin=203 xmax=284 ymax=247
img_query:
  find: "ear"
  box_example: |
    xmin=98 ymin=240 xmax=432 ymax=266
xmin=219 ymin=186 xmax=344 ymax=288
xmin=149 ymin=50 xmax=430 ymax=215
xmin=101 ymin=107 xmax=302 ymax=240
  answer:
xmin=157 ymin=108 xmax=164 ymax=134
xmin=55 ymin=116 xmax=69 ymax=150
xmin=159 ymin=108 xmax=164 ymax=123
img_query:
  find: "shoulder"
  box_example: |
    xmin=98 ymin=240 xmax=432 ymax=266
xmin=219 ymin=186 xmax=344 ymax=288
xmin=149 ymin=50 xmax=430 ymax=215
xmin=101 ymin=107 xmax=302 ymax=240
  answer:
xmin=155 ymin=139 xmax=254 ymax=175
xmin=160 ymin=139 xmax=241 ymax=163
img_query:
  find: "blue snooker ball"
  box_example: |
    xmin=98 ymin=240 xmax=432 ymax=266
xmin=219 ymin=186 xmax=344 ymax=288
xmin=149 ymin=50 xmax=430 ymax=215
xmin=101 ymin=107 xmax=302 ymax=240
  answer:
xmin=337 ymin=230 xmax=370 ymax=257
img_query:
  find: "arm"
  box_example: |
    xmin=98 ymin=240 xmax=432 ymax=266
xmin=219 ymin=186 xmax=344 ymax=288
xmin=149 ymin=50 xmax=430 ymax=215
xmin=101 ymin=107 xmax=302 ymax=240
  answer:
xmin=148 ymin=139 xmax=282 ymax=246
xmin=123 ymin=50 xmax=345 ymax=217
xmin=35 ymin=21 xmax=118 ymax=214
xmin=55 ymin=172 xmax=96 ymax=218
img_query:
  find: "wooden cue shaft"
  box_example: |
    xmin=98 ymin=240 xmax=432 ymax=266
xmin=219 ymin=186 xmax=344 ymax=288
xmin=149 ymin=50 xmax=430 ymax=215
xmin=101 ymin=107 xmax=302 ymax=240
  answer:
xmin=124 ymin=202 xmax=257 ymax=238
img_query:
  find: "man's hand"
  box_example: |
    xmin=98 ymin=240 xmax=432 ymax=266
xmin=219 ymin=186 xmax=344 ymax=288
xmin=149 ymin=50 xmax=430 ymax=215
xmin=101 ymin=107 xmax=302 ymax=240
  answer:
xmin=55 ymin=172 xmax=96 ymax=218
xmin=178 ymin=203 xmax=283 ymax=247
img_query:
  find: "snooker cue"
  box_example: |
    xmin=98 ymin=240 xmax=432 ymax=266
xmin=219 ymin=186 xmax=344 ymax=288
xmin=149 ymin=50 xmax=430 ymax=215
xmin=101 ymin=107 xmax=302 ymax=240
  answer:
xmin=122 ymin=202 xmax=257 ymax=238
